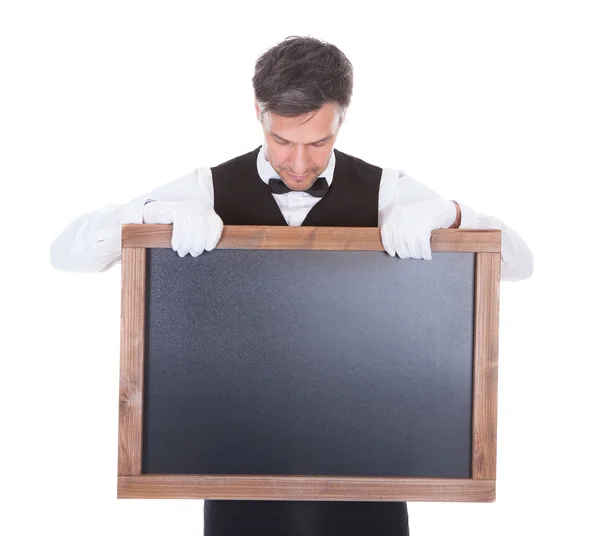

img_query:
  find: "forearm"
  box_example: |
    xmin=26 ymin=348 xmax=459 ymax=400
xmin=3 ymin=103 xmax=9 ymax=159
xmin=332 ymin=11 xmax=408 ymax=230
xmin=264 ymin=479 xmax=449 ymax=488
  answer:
xmin=49 ymin=201 xmax=144 ymax=273
xmin=49 ymin=168 xmax=212 ymax=274
xmin=458 ymin=203 xmax=534 ymax=281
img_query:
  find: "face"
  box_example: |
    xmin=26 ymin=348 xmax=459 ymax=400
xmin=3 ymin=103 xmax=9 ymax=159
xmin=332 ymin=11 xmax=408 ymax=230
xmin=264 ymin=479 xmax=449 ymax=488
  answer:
xmin=255 ymin=101 xmax=342 ymax=192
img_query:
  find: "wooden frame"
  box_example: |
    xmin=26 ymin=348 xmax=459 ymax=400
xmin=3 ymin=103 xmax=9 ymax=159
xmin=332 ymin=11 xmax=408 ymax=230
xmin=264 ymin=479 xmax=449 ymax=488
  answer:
xmin=118 ymin=225 xmax=501 ymax=502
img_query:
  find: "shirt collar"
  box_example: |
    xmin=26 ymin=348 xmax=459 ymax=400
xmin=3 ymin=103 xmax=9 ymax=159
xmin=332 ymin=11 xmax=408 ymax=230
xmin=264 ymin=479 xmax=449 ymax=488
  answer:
xmin=256 ymin=144 xmax=336 ymax=187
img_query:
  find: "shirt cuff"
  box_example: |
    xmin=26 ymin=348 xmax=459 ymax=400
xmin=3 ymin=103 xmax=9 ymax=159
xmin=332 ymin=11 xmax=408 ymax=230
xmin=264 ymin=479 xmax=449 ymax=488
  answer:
xmin=121 ymin=198 xmax=153 ymax=225
xmin=457 ymin=202 xmax=479 ymax=229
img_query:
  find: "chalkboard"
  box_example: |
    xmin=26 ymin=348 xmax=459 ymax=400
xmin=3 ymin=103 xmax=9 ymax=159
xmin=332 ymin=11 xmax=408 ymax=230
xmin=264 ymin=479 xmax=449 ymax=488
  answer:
xmin=142 ymin=248 xmax=475 ymax=478
xmin=117 ymin=225 xmax=501 ymax=502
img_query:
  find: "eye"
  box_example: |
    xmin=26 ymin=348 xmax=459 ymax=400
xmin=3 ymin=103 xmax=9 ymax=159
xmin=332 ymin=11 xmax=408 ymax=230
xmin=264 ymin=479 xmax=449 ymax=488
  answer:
xmin=312 ymin=142 xmax=327 ymax=147
xmin=274 ymin=137 xmax=289 ymax=146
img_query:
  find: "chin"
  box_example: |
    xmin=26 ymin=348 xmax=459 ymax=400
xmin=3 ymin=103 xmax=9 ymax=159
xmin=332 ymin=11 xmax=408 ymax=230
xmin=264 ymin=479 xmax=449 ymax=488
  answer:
xmin=282 ymin=172 xmax=318 ymax=190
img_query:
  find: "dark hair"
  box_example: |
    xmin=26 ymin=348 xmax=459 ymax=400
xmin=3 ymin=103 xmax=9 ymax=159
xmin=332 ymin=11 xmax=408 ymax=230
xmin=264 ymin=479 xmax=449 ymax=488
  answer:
xmin=252 ymin=36 xmax=353 ymax=122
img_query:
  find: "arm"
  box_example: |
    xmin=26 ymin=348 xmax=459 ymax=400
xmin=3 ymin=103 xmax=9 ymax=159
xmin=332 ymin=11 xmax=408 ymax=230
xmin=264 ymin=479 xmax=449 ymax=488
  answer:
xmin=49 ymin=168 xmax=214 ymax=273
xmin=458 ymin=203 xmax=534 ymax=282
xmin=378 ymin=169 xmax=534 ymax=282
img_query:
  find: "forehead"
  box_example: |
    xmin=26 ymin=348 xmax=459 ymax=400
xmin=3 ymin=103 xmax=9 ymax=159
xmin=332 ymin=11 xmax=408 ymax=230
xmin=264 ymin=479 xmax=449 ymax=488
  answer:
xmin=267 ymin=103 xmax=338 ymax=142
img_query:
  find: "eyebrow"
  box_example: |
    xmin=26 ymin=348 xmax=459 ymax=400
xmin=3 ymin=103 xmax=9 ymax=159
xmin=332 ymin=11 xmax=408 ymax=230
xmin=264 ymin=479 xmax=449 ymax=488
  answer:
xmin=270 ymin=132 xmax=333 ymax=145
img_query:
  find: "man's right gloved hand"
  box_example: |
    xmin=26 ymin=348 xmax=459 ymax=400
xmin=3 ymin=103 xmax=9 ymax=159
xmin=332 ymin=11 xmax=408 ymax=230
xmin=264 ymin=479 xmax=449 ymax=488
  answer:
xmin=142 ymin=200 xmax=224 ymax=257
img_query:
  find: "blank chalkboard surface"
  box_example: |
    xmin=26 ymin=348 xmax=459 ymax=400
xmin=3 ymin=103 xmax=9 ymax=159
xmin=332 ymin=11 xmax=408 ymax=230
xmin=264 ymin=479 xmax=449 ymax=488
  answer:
xmin=142 ymin=248 xmax=476 ymax=479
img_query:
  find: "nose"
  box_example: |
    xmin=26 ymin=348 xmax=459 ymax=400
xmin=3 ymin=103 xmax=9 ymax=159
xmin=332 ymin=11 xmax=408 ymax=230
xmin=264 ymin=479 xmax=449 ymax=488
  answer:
xmin=291 ymin=144 xmax=308 ymax=174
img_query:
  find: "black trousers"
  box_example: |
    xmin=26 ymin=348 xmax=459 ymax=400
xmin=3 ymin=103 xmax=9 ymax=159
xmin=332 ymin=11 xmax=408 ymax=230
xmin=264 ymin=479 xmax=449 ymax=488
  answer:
xmin=204 ymin=500 xmax=409 ymax=536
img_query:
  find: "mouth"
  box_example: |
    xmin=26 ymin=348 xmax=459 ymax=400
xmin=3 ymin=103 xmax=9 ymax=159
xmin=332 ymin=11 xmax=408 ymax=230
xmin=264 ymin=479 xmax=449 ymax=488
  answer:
xmin=288 ymin=173 xmax=309 ymax=181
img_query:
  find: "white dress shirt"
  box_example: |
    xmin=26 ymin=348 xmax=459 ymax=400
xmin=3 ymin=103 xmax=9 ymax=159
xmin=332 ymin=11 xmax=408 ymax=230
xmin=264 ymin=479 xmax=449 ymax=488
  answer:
xmin=50 ymin=145 xmax=533 ymax=281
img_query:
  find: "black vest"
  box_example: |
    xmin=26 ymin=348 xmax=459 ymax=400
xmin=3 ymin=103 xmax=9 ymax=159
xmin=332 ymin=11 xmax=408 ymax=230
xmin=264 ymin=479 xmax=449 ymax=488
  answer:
xmin=211 ymin=146 xmax=382 ymax=227
xmin=206 ymin=148 xmax=409 ymax=535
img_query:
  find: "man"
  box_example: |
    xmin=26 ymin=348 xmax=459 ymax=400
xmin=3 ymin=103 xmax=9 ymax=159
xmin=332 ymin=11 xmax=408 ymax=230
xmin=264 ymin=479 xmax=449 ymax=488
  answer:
xmin=51 ymin=36 xmax=533 ymax=535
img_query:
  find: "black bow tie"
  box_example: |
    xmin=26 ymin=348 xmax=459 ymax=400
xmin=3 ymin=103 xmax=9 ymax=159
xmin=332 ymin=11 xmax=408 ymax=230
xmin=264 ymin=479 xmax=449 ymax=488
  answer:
xmin=268 ymin=177 xmax=329 ymax=198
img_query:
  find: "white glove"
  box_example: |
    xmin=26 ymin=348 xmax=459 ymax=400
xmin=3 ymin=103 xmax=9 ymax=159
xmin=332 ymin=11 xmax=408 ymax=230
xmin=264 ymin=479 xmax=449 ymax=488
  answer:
xmin=142 ymin=200 xmax=224 ymax=257
xmin=380 ymin=199 xmax=457 ymax=260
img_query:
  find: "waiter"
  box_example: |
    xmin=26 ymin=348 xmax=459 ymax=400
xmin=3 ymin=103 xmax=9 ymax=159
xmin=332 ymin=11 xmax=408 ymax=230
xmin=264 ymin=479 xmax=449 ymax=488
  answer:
xmin=51 ymin=35 xmax=533 ymax=536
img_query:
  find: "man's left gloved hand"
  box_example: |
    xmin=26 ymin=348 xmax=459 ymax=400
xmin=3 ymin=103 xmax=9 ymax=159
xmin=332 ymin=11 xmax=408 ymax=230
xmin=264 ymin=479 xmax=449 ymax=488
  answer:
xmin=380 ymin=199 xmax=457 ymax=260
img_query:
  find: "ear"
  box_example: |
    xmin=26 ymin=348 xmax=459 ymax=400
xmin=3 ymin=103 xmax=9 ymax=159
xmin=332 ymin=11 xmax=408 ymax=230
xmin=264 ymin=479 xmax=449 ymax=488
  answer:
xmin=335 ymin=106 xmax=346 ymax=133
xmin=254 ymin=101 xmax=261 ymax=122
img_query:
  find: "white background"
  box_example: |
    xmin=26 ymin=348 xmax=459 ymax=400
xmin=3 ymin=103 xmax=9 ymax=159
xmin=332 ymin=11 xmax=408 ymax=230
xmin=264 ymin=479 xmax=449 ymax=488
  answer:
xmin=2 ymin=1 xmax=599 ymax=534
